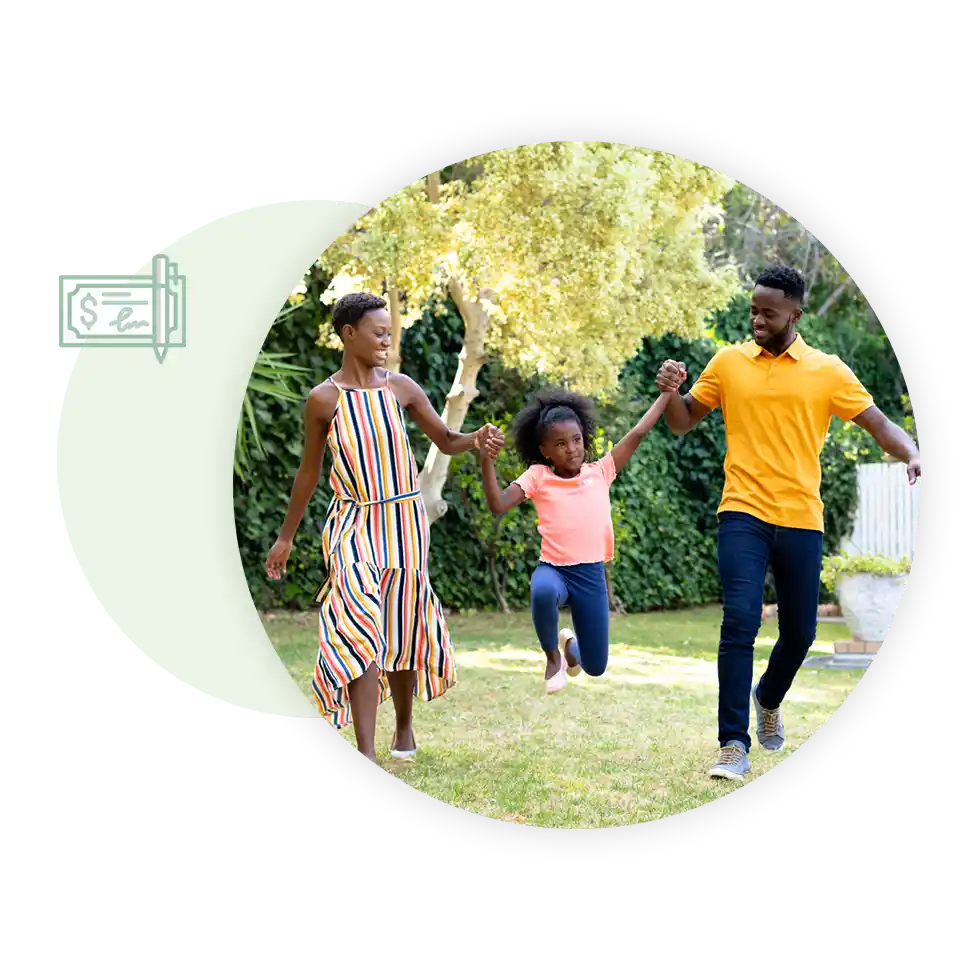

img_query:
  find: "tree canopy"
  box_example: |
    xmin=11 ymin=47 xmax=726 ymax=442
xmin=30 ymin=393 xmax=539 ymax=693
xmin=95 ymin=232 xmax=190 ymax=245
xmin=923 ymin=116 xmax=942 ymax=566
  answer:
xmin=321 ymin=142 xmax=740 ymax=394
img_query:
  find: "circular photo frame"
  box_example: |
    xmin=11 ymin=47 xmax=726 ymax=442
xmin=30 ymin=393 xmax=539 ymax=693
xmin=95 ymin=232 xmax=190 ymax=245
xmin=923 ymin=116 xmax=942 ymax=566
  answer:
xmin=278 ymin=105 xmax=960 ymax=863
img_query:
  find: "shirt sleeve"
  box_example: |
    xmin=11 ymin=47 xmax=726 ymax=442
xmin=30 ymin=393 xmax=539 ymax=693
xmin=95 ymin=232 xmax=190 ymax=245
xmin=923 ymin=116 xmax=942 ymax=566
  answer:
xmin=688 ymin=351 xmax=723 ymax=410
xmin=594 ymin=453 xmax=617 ymax=485
xmin=829 ymin=358 xmax=875 ymax=421
xmin=512 ymin=464 xmax=541 ymax=500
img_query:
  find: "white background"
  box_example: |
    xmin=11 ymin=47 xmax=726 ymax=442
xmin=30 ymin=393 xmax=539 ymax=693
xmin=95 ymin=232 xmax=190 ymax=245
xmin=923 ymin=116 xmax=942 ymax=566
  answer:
xmin=2 ymin=3 xmax=967 ymax=967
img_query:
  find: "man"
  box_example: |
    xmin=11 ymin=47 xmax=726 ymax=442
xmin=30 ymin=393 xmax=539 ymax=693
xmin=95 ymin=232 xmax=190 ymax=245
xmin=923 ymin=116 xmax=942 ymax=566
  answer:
xmin=656 ymin=265 xmax=920 ymax=780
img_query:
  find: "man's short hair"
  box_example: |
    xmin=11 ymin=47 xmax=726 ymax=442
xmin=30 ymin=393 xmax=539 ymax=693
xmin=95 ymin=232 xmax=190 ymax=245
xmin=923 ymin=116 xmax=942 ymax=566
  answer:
xmin=755 ymin=265 xmax=806 ymax=304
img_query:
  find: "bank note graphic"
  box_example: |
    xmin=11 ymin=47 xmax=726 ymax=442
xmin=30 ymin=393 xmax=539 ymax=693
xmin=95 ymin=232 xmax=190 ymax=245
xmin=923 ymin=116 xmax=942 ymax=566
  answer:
xmin=59 ymin=254 xmax=186 ymax=363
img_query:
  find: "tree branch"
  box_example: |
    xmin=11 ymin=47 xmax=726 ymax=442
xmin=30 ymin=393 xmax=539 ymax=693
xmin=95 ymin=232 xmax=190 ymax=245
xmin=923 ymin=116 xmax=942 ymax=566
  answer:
xmin=803 ymin=239 xmax=820 ymax=306
xmin=816 ymin=278 xmax=851 ymax=317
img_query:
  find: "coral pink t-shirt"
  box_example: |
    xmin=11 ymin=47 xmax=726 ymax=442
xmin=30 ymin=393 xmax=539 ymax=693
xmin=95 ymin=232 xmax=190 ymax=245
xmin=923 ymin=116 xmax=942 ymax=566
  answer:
xmin=513 ymin=454 xmax=617 ymax=566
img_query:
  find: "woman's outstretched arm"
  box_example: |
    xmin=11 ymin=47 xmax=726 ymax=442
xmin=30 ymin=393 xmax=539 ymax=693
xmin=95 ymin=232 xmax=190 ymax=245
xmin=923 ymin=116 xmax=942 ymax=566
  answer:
xmin=392 ymin=373 xmax=500 ymax=456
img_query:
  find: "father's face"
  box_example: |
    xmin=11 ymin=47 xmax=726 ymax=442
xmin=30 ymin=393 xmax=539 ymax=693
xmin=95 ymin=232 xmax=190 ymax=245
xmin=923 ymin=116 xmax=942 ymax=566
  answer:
xmin=750 ymin=285 xmax=801 ymax=347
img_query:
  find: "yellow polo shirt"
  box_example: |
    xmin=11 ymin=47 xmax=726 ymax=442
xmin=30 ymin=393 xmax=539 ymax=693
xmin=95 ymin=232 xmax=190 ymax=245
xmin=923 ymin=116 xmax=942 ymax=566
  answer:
xmin=689 ymin=334 xmax=874 ymax=532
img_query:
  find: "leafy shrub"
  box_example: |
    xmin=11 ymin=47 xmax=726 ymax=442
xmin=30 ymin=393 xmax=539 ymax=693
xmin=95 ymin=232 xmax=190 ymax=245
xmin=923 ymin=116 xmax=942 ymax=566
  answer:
xmin=821 ymin=553 xmax=912 ymax=591
xmin=432 ymin=439 xmax=540 ymax=611
xmin=233 ymin=282 xmax=880 ymax=614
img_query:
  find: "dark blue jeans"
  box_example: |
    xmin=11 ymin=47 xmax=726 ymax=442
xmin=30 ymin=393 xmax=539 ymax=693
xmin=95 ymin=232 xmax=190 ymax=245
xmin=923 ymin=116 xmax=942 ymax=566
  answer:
xmin=530 ymin=562 xmax=610 ymax=676
xmin=717 ymin=512 xmax=823 ymax=751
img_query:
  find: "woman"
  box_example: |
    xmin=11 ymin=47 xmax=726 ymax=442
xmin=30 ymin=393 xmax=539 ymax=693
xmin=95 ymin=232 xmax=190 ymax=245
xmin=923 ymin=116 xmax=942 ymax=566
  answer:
xmin=265 ymin=292 xmax=501 ymax=762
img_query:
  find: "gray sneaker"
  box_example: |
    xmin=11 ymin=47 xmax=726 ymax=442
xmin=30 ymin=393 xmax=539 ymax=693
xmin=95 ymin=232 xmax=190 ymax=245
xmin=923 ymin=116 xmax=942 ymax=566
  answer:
xmin=708 ymin=741 xmax=750 ymax=781
xmin=752 ymin=683 xmax=785 ymax=752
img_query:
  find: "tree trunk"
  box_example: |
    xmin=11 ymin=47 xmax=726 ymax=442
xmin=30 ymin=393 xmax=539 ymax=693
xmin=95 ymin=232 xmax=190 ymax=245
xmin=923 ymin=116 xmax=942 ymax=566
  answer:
xmin=386 ymin=281 xmax=403 ymax=371
xmin=417 ymin=277 xmax=489 ymax=523
xmin=605 ymin=562 xmax=625 ymax=614
xmin=488 ymin=552 xmax=510 ymax=613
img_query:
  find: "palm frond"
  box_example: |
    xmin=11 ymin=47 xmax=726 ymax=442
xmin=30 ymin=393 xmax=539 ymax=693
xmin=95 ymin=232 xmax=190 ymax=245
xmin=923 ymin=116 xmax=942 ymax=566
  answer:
xmin=235 ymin=352 xmax=312 ymax=481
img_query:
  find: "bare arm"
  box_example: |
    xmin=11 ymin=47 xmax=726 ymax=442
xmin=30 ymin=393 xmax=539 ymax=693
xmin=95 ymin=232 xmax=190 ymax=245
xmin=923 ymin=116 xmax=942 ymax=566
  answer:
xmin=480 ymin=451 xmax=527 ymax=515
xmin=655 ymin=359 xmax=711 ymax=435
xmin=610 ymin=391 xmax=674 ymax=474
xmin=663 ymin=392 xmax=712 ymax=436
xmin=265 ymin=384 xmax=336 ymax=578
xmin=392 ymin=373 xmax=483 ymax=456
xmin=852 ymin=405 xmax=921 ymax=484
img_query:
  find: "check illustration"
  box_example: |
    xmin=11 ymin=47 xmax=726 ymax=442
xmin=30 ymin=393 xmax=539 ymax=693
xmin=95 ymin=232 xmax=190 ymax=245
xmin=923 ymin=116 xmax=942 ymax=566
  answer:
xmin=60 ymin=254 xmax=186 ymax=362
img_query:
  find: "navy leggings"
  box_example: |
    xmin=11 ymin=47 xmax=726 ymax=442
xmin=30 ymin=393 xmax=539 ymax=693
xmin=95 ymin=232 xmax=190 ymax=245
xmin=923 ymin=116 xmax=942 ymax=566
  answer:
xmin=530 ymin=562 xmax=610 ymax=676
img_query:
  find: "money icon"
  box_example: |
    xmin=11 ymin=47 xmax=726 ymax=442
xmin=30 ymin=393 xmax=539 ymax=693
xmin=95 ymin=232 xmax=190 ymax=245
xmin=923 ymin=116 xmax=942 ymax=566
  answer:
xmin=79 ymin=293 xmax=99 ymax=329
xmin=59 ymin=254 xmax=186 ymax=362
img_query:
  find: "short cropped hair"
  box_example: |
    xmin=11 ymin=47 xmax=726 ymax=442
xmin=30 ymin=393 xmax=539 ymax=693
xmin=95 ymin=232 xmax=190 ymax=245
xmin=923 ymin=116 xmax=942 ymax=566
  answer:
xmin=331 ymin=292 xmax=386 ymax=338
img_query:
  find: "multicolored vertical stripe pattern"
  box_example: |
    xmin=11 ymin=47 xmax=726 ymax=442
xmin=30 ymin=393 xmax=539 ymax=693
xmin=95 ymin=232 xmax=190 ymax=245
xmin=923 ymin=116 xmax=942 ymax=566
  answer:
xmin=311 ymin=384 xmax=456 ymax=729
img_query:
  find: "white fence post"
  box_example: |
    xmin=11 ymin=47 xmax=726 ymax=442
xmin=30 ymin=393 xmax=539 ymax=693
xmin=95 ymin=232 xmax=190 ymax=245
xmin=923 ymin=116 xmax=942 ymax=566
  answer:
xmin=842 ymin=461 xmax=920 ymax=559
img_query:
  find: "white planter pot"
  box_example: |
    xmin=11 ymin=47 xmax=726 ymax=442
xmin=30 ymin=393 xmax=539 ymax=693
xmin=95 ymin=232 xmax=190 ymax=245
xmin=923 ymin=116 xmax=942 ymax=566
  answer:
xmin=836 ymin=572 xmax=909 ymax=643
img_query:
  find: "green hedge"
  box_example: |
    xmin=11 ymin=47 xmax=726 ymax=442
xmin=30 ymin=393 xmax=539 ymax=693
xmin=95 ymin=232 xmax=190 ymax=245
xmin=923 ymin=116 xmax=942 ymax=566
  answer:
xmin=234 ymin=288 xmax=903 ymax=613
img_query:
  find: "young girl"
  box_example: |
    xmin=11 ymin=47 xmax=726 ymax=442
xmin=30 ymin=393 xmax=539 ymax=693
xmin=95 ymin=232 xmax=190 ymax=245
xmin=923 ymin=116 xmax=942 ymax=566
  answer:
xmin=265 ymin=292 xmax=501 ymax=762
xmin=479 ymin=385 xmax=681 ymax=693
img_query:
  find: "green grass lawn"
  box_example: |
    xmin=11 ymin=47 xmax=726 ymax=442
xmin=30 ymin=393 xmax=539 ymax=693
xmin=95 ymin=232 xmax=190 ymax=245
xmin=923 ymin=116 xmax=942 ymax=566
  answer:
xmin=263 ymin=606 xmax=862 ymax=828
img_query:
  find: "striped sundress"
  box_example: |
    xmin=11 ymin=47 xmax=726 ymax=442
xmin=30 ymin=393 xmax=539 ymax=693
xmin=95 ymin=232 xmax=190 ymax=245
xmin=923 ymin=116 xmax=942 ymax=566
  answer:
xmin=310 ymin=373 xmax=456 ymax=729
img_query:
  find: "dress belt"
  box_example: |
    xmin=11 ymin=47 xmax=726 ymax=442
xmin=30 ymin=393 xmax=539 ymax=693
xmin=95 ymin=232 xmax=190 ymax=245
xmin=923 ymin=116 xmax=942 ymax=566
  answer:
xmin=315 ymin=490 xmax=423 ymax=605
xmin=334 ymin=489 xmax=421 ymax=507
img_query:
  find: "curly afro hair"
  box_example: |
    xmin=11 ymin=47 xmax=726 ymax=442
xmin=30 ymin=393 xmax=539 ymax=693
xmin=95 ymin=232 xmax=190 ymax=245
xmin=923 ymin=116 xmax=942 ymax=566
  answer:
xmin=755 ymin=265 xmax=806 ymax=304
xmin=510 ymin=388 xmax=598 ymax=467
xmin=332 ymin=292 xmax=387 ymax=339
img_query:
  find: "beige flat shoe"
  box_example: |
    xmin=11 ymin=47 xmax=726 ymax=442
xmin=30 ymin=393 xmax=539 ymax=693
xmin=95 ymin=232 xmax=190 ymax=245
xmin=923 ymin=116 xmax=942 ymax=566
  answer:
xmin=559 ymin=628 xmax=581 ymax=677
xmin=546 ymin=659 xmax=568 ymax=694
xmin=389 ymin=732 xmax=417 ymax=760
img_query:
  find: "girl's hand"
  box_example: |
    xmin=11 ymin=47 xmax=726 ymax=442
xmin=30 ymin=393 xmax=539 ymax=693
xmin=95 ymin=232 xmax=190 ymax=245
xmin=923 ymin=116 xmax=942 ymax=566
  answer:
xmin=265 ymin=538 xmax=293 ymax=580
xmin=475 ymin=424 xmax=504 ymax=459
xmin=487 ymin=425 xmax=505 ymax=458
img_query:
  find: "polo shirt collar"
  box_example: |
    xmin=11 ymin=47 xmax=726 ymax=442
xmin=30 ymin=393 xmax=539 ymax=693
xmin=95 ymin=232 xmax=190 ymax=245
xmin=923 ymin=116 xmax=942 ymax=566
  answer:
xmin=743 ymin=333 xmax=805 ymax=360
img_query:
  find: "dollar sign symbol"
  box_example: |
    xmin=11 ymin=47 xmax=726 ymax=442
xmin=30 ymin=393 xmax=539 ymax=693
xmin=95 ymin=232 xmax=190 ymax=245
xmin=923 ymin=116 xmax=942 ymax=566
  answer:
xmin=79 ymin=292 xmax=98 ymax=329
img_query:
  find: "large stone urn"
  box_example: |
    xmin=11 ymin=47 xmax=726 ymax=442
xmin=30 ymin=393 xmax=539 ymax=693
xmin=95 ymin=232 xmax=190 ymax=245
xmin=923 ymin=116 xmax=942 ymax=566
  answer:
xmin=836 ymin=572 xmax=909 ymax=643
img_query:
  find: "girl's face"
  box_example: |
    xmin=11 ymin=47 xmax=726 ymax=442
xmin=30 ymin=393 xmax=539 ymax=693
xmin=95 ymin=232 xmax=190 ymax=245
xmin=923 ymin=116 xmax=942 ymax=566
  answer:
xmin=539 ymin=420 xmax=585 ymax=476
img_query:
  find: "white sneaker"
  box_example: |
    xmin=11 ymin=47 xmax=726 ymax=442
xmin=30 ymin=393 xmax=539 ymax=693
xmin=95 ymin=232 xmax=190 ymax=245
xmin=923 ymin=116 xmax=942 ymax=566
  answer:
xmin=559 ymin=628 xmax=581 ymax=677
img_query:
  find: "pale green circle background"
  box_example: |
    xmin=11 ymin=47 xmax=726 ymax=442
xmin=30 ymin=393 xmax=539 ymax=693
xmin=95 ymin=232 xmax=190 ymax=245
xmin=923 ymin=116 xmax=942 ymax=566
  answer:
xmin=58 ymin=201 xmax=369 ymax=716
xmin=57 ymin=113 xmax=967 ymax=860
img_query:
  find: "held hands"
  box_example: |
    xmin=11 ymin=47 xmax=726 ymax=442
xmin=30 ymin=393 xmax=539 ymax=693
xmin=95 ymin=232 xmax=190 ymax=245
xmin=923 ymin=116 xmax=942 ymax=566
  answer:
xmin=265 ymin=537 xmax=293 ymax=580
xmin=475 ymin=423 xmax=504 ymax=460
xmin=656 ymin=359 xmax=688 ymax=394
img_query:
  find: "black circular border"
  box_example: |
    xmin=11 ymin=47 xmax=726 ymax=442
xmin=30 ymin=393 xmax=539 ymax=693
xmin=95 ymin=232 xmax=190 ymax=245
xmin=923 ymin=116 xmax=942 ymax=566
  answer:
xmin=279 ymin=105 xmax=960 ymax=863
